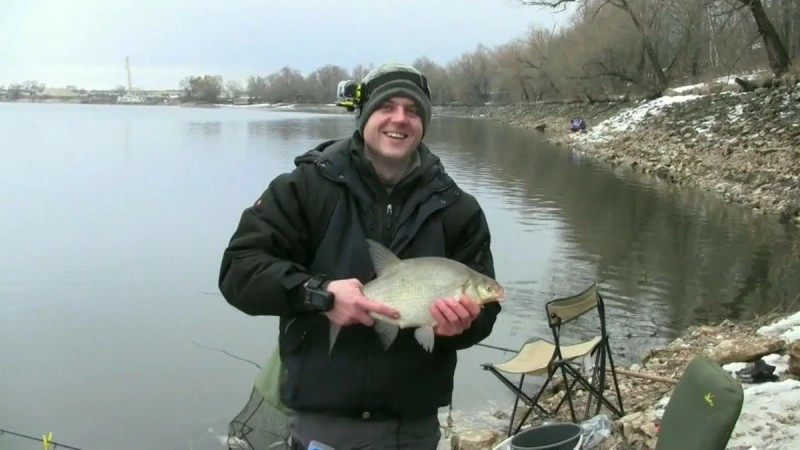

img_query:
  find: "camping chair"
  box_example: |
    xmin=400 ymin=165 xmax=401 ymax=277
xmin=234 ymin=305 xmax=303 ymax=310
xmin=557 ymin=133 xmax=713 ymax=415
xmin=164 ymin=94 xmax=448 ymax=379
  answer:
xmin=481 ymin=282 xmax=625 ymax=436
xmin=655 ymin=355 xmax=744 ymax=450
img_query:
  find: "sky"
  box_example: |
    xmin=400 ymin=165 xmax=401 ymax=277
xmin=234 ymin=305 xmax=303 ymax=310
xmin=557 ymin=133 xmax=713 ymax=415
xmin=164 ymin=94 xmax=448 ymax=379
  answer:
xmin=0 ymin=0 xmax=573 ymax=90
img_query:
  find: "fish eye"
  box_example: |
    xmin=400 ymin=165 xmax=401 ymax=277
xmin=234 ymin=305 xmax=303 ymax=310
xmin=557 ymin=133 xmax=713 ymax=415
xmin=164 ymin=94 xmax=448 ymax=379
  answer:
xmin=486 ymin=285 xmax=493 ymax=292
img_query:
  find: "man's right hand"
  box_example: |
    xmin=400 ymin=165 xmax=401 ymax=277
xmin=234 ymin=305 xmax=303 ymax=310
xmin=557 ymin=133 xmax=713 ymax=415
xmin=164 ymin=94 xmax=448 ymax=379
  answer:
xmin=324 ymin=278 xmax=400 ymax=327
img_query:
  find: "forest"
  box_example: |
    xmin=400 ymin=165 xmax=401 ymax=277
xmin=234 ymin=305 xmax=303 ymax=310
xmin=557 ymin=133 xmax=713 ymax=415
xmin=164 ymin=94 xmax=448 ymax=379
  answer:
xmin=179 ymin=0 xmax=799 ymax=105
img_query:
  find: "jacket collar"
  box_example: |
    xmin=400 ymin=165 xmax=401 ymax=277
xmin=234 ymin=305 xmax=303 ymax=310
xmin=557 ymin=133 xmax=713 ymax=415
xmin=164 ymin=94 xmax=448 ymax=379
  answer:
xmin=294 ymin=131 xmax=453 ymax=196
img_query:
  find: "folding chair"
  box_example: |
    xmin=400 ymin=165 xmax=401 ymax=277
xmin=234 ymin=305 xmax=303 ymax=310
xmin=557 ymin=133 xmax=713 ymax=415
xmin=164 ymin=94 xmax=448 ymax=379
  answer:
xmin=481 ymin=282 xmax=625 ymax=436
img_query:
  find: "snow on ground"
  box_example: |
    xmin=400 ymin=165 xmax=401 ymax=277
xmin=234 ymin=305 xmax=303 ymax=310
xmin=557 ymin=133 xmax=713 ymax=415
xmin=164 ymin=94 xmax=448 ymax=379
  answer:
xmin=647 ymin=311 xmax=800 ymax=450
xmin=571 ymin=95 xmax=703 ymax=145
xmin=723 ymin=379 xmax=800 ymax=450
xmin=758 ymin=310 xmax=800 ymax=345
xmin=722 ymin=310 xmax=800 ymax=450
xmin=569 ymin=70 xmax=770 ymax=146
xmin=670 ymin=71 xmax=768 ymax=93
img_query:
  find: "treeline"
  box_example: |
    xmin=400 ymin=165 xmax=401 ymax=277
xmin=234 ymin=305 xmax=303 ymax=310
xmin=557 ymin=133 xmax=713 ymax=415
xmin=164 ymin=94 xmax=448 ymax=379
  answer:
xmin=184 ymin=0 xmax=799 ymax=105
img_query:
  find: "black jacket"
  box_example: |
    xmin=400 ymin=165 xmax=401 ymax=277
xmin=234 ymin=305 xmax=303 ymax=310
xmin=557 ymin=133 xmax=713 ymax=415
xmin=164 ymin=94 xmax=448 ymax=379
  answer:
xmin=219 ymin=132 xmax=500 ymax=418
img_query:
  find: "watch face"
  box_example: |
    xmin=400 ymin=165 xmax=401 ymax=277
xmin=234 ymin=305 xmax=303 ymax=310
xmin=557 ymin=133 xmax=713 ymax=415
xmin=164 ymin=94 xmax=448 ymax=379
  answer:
xmin=306 ymin=290 xmax=333 ymax=311
xmin=316 ymin=292 xmax=333 ymax=311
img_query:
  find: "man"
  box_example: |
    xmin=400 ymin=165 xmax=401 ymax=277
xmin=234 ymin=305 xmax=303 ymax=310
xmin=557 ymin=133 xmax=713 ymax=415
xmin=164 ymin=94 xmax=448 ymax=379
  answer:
xmin=219 ymin=63 xmax=500 ymax=449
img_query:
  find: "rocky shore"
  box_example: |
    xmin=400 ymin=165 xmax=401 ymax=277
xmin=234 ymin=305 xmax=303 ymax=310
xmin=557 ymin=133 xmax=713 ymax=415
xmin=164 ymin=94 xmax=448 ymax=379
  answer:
xmin=434 ymin=74 xmax=800 ymax=225
xmin=447 ymin=308 xmax=800 ymax=450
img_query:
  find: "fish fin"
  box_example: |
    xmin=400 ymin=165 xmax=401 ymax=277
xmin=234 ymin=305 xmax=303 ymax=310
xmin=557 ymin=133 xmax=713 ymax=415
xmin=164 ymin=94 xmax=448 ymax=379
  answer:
xmin=373 ymin=320 xmax=399 ymax=351
xmin=414 ymin=327 xmax=435 ymax=353
xmin=329 ymin=323 xmax=341 ymax=355
xmin=366 ymin=239 xmax=401 ymax=276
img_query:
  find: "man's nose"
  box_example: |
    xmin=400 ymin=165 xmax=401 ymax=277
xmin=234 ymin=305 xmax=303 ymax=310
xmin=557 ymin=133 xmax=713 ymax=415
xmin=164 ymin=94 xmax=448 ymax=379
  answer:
xmin=389 ymin=108 xmax=409 ymax=123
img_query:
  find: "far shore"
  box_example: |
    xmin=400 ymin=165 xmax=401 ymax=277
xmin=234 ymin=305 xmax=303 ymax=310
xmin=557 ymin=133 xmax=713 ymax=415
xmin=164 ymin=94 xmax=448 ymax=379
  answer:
xmin=5 ymin=89 xmax=799 ymax=225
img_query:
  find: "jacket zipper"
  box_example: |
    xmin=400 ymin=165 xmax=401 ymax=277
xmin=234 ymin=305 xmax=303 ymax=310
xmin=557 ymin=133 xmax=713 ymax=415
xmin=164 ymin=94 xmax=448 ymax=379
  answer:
xmin=382 ymin=203 xmax=393 ymax=243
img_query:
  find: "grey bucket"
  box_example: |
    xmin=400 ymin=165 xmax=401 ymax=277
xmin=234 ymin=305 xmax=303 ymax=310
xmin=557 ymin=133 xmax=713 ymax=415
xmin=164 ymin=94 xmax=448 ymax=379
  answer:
xmin=509 ymin=423 xmax=583 ymax=450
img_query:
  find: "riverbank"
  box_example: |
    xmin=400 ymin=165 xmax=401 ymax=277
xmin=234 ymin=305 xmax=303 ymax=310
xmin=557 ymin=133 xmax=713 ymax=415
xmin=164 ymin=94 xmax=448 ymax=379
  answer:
xmin=434 ymin=74 xmax=800 ymax=225
xmin=448 ymin=307 xmax=800 ymax=449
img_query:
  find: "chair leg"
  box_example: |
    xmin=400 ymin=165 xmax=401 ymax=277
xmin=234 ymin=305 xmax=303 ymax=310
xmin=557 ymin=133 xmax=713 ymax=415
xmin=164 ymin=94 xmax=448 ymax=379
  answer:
xmin=606 ymin=340 xmax=626 ymax=416
xmin=549 ymin=374 xmax=580 ymax=417
xmin=566 ymin=363 xmax=624 ymax=418
xmin=512 ymin=373 xmax=554 ymax=435
xmin=558 ymin=363 xmax=579 ymax=423
xmin=507 ymin=374 xmax=525 ymax=437
xmin=587 ymin=346 xmax=607 ymax=419
xmin=481 ymin=367 xmax=546 ymax=436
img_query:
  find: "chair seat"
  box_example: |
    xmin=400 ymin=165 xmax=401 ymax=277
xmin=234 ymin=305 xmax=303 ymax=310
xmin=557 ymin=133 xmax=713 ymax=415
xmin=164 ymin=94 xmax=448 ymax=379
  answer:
xmin=491 ymin=336 xmax=602 ymax=375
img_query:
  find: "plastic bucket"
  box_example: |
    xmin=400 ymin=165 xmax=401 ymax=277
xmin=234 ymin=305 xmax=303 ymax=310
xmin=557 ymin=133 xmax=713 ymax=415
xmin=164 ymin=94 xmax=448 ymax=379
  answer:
xmin=509 ymin=423 xmax=583 ymax=450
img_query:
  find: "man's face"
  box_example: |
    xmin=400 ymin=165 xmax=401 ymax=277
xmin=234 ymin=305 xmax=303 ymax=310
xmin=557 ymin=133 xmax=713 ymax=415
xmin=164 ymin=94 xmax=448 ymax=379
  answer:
xmin=362 ymin=96 xmax=423 ymax=162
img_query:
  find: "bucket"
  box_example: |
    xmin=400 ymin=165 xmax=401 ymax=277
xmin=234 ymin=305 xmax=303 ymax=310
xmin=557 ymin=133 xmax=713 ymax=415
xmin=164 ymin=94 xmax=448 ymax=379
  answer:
xmin=509 ymin=423 xmax=583 ymax=450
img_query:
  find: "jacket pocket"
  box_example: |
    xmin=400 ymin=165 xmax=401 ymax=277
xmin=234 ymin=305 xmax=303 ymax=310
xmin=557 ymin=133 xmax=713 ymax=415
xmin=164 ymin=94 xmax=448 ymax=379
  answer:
xmin=279 ymin=315 xmax=325 ymax=402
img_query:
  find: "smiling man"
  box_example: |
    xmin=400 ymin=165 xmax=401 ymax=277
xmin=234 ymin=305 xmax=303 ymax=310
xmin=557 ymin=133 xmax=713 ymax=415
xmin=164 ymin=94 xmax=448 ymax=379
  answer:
xmin=219 ymin=63 xmax=500 ymax=449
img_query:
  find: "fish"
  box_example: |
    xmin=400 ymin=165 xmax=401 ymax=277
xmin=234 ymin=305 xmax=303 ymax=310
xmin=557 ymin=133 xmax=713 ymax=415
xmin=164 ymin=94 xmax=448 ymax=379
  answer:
xmin=329 ymin=239 xmax=504 ymax=353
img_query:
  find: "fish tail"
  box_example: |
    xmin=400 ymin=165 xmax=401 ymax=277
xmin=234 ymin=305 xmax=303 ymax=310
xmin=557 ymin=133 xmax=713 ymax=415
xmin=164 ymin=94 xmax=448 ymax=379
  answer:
xmin=329 ymin=323 xmax=341 ymax=354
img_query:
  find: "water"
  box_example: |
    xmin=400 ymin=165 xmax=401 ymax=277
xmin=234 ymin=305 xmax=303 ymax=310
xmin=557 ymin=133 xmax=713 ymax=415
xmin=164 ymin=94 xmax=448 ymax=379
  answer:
xmin=1 ymin=103 xmax=797 ymax=449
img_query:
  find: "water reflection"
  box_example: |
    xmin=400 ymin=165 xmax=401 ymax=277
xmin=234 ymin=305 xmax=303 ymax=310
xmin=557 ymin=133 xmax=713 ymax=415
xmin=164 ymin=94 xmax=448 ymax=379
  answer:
xmin=427 ymin=116 xmax=800 ymax=356
xmin=247 ymin=116 xmax=351 ymax=143
xmin=186 ymin=121 xmax=222 ymax=138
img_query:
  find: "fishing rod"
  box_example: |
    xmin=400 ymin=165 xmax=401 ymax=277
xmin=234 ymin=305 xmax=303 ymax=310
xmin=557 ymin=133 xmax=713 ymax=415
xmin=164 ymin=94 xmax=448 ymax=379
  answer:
xmin=475 ymin=342 xmax=517 ymax=353
xmin=0 ymin=428 xmax=82 ymax=450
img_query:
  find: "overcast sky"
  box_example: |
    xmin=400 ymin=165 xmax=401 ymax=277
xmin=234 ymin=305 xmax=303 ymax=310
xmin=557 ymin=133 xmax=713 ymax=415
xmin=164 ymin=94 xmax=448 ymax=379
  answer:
xmin=1 ymin=0 xmax=572 ymax=90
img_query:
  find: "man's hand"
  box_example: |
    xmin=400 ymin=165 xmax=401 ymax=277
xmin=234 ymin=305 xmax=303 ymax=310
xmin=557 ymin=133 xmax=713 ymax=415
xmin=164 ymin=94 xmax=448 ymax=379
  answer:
xmin=430 ymin=294 xmax=481 ymax=336
xmin=324 ymin=278 xmax=400 ymax=327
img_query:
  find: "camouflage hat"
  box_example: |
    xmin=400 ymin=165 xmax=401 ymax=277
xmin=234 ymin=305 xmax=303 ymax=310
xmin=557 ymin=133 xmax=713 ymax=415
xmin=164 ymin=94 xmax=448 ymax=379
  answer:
xmin=357 ymin=63 xmax=432 ymax=137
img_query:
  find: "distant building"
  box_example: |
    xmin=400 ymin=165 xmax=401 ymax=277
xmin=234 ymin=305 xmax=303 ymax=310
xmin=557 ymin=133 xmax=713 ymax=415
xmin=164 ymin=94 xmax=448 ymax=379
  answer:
xmin=117 ymin=92 xmax=146 ymax=104
xmin=40 ymin=88 xmax=82 ymax=99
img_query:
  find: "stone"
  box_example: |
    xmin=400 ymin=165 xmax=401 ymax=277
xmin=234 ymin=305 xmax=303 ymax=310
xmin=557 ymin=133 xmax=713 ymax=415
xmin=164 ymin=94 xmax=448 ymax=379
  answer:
xmin=451 ymin=429 xmax=502 ymax=450
xmin=702 ymin=336 xmax=786 ymax=365
xmin=789 ymin=341 xmax=800 ymax=377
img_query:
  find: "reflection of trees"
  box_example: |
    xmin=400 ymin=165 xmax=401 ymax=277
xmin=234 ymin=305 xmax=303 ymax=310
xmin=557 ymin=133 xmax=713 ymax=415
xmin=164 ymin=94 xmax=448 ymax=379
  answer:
xmin=428 ymin=116 xmax=800 ymax=338
xmin=247 ymin=117 xmax=352 ymax=144
xmin=186 ymin=121 xmax=221 ymax=138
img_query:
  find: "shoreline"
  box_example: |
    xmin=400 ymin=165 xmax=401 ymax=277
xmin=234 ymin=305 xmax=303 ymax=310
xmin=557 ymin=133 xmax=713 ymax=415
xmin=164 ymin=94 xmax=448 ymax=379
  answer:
xmin=432 ymin=84 xmax=799 ymax=225
xmin=448 ymin=307 xmax=800 ymax=450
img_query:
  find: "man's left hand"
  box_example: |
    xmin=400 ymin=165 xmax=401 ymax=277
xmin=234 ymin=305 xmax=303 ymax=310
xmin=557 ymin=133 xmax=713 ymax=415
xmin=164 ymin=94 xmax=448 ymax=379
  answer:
xmin=430 ymin=294 xmax=481 ymax=336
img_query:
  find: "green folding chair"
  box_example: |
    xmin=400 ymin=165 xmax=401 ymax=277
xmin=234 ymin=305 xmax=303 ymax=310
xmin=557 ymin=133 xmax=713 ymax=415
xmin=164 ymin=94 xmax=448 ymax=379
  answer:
xmin=655 ymin=355 xmax=744 ymax=450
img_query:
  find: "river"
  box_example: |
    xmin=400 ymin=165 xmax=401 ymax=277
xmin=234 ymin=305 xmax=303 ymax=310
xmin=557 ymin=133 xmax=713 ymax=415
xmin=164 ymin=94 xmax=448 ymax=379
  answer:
xmin=1 ymin=102 xmax=797 ymax=449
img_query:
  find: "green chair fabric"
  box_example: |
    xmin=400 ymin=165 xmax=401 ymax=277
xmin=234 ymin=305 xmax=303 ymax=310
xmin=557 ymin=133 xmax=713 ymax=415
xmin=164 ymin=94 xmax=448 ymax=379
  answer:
xmin=656 ymin=355 xmax=744 ymax=450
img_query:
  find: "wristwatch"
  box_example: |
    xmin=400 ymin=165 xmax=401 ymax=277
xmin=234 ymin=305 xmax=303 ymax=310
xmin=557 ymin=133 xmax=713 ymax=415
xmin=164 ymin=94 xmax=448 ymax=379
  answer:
xmin=303 ymin=275 xmax=334 ymax=312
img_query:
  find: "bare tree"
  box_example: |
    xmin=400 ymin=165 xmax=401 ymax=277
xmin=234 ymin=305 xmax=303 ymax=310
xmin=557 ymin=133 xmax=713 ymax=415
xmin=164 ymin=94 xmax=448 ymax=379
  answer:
xmin=412 ymin=56 xmax=455 ymax=105
xmin=447 ymin=45 xmax=497 ymax=105
xmin=350 ymin=64 xmax=373 ymax=82
xmin=726 ymin=0 xmax=791 ymax=76
xmin=266 ymin=66 xmax=304 ymax=103
xmin=246 ymin=76 xmax=269 ymax=103
xmin=226 ymin=81 xmax=244 ymax=100
xmin=516 ymin=0 xmax=670 ymax=94
xmin=180 ymin=75 xmax=224 ymax=103
xmin=304 ymin=64 xmax=350 ymax=103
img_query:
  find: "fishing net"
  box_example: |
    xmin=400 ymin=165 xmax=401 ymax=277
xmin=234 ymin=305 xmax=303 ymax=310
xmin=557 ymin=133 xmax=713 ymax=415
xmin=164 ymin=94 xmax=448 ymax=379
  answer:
xmin=227 ymin=346 xmax=292 ymax=449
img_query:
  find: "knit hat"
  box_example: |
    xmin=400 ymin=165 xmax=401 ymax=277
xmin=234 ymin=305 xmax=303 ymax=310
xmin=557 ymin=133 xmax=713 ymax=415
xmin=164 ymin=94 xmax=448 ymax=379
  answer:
xmin=357 ymin=63 xmax=432 ymax=138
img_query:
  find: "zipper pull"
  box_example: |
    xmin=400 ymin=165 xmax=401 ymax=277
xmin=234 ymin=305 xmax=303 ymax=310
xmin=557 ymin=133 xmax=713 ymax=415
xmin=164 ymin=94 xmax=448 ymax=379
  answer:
xmin=385 ymin=204 xmax=393 ymax=229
